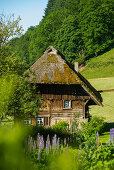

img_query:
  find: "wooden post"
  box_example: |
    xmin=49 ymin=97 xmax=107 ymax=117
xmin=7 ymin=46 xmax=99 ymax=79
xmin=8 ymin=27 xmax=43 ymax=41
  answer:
xmin=83 ymin=99 xmax=89 ymax=119
xmin=49 ymin=100 xmax=53 ymax=126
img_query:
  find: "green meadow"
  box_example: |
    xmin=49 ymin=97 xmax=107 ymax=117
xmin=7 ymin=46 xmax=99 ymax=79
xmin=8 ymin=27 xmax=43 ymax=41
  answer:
xmin=88 ymin=77 xmax=114 ymax=123
xmin=81 ymin=48 xmax=114 ymax=79
xmin=81 ymin=49 xmax=114 ymax=123
xmin=89 ymin=77 xmax=114 ymax=122
xmin=89 ymin=91 xmax=114 ymax=122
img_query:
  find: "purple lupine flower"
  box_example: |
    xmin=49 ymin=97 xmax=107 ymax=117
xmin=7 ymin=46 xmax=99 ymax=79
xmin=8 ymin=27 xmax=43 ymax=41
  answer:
xmin=52 ymin=134 xmax=57 ymax=151
xmin=37 ymin=133 xmax=40 ymax=148
xmin=38 ymin=150 xmax=41 ymax=160
xmin=28 ymin=136 xmax=33 ymax=152
xmin=38 ymin=135 xmax=44 ymax=155
xmin=40 ymin=135 xmax=44 ymax=150
xmin=57 ymin=138 xmax=60 ymax=150
xmin=33 ymin=141 xmax=36 ymax=153
xmin=28 ymin=136 xmax=30 ymax=152
xmin=64 ymin=138 xmax=66 ymax=146
xmin=46 ymin=135 xmax=51 ymax=154
xmin=37 ymin=135 xmax=45 ymax=160
xmin=96 ymin=132 xmax=99 ymax=148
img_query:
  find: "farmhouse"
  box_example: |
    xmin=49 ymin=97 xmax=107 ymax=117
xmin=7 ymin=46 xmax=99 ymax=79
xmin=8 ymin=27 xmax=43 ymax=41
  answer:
xmin=27 ymin=46 xmax=102 ymax=126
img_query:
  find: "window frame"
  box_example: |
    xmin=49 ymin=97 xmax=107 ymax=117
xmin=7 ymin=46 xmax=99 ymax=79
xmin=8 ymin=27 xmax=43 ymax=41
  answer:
xmin=36 ymin=117 xmax=44 ymax=125
xmin=63 ymin=100 xmax=71 ymax=109
xmin=23 ymin=119 xmax=31 ymax=126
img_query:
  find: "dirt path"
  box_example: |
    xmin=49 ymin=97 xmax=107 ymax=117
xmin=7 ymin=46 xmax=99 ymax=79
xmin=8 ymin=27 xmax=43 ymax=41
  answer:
xmin=98 ymin=89 xmax=114 ymax=93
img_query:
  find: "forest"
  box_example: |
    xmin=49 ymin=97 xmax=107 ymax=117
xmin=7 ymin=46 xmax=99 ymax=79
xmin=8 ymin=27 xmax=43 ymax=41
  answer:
xmin=10 ymin=0 xmax=114 ymax=67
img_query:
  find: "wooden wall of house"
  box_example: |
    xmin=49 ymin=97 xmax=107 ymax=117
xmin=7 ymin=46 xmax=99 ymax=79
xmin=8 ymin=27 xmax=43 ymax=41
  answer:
xmin=39 ymin=97 xmax=86 ymax=112
xmin=38 ymin=95 xmax=90 ymax=125
xmin=37 ymin=84 xmax=90 ymax=126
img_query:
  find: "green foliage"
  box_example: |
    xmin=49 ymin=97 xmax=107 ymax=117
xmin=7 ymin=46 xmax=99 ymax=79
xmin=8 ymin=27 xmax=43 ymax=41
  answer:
xmin=33 ymin=10 xmax=67 ymax=55
xmin=10 ymin=0 xmax=114 ymax=66
xmin=54 ymin=15 xmax=85 ymax=64
xmin=0 ymin=73 xmax=42 ymax=123
xmin=30 ymin=144 xmax=81 ymax=170
xmin=52 ymin=121 xmax=69 ymax=131
xmin=71 ymin=113 xmax=80 ymax=130
xmin=0 ymin=74 xmax=18 ymax=118
xmin=81 ymin=116 xmax=105 ymax=137
xmin=7 ymin=75 xmax=42 ymax=122
xmin=0 ymin=126 xmax=32 ymax=170
xmin=10 ymin=27 xmax=36 ymax=66
xmin=0 ymin=72 xmax=42 ymax=122
xmin=48 ymin=148 xmax=82 ymax=170
xmin=44 ymin=0 xmax=67 ymax=17
xmin=81 ymin=142 xmax=114 ymax=170
xmin=0 ymin=13 xmax=42 ymax=121
xmin=78 ymin=0 xmax=114 ymax=57
xmin=0 ymin=13 xmax=24 ymax=75
xmin=29 ymin=125 xmax=70 ymax=142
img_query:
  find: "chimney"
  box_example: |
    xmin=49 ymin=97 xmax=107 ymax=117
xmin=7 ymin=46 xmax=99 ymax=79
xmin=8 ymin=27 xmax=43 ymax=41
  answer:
xmin=74 ymin=62 xmax=78 ymax=72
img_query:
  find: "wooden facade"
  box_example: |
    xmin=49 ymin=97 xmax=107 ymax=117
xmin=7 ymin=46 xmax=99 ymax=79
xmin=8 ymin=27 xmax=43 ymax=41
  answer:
xmin=26 ymin=46 xmax=102 ymax=126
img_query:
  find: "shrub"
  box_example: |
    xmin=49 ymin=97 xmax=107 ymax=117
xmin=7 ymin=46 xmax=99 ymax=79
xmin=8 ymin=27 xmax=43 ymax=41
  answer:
xmin=81 ymin=116 xmax=105 ymax=137
xmin=81 ymin=142 xmax=114 ymax=170
xmin=52 ymin=121 xmax=69 ymax=131
xmin=29 ymin=124 xmax=70 ymax=143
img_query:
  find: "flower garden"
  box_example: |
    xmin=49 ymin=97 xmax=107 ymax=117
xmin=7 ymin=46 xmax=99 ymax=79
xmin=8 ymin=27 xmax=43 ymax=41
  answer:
xmin=0 ymin=116 xmax=114 ymax=170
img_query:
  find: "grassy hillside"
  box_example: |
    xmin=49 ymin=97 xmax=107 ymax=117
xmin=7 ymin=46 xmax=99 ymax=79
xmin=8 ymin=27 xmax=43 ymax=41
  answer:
xmin=81 ymin=48 xmax=114 ymax=79
xmin=88 ymin=77 xmax=114 ymax=123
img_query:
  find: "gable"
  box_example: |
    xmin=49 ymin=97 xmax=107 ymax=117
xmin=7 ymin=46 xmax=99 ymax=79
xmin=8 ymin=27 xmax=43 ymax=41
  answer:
xmin=28 ymin=48 xmax=81 ymax=84
xmin=26 ymin=46 xmax=102 ymax=106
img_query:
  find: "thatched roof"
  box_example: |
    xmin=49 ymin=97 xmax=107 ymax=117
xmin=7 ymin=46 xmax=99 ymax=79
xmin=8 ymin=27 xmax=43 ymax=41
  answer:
xmin=26 ymin=46 xmax=102 ymax=106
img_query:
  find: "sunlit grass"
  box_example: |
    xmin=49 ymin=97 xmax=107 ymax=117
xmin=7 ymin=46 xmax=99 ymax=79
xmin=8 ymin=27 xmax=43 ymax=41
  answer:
xmin=89 ymin=92 xmax=114 ymax=122
xmin=89 ymin=77 xmax=114 ymax=91
xmin=81 ymin=48 xmax=114 ymax=79
xmin=80 ymin=49 xmax=114 ymax=123
xmin=100 ymin=132 xmax=110 ymax=144
xmin=88 ymin=77 xmax=114 ymax=122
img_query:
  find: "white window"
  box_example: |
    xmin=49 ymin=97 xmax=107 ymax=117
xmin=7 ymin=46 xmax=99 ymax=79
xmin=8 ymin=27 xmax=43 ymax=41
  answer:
xmin=64 ymin=100 xmax=71 ymax=109
xmin=23 ymin=120 xmax=31 ymax=126
xmin=36 ymin=117 xmax=44 ymax=125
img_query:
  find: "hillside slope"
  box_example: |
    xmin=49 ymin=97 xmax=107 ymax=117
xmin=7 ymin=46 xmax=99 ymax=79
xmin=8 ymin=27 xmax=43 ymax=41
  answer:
xmin=81 ymin=48 xmax=114 ymax=79
xmin=11 ymin=0 xmax=114 ymax=67
xmin=88 ymin=77 xmax=114 ymax=123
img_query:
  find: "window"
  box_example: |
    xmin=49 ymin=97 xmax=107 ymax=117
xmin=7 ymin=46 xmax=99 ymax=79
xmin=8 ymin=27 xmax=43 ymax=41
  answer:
xmin=36 ymin=117 xmax=44 ymax=125
xmin=64 ymin=100 xmax=71 ymax=109
xmin=23 ymin=119 xmax=31 ymax=126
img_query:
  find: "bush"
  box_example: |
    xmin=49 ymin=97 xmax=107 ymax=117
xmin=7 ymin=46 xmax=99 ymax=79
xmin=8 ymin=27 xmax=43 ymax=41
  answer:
xmin=29 ymin=124 xmax=70 ymax=143
xmin=52 ymin=121 xmax=69 ymax=131
xmin=81 ymin=142 xmax=114 ymax=170
xmin=81 ymin=116 xmax=105 ymax=137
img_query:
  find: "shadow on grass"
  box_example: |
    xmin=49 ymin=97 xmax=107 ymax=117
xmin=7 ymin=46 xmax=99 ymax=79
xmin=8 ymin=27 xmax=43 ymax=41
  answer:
xmin=103 ymin=122 xmax=114 ymax=132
